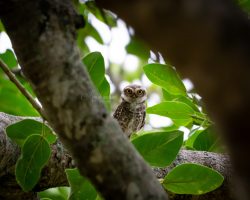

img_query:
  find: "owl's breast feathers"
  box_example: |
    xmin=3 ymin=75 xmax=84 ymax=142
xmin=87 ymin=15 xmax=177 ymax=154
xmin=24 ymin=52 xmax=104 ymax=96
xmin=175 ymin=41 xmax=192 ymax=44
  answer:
xmin=113 ymin=101 xmax=146 ymax=138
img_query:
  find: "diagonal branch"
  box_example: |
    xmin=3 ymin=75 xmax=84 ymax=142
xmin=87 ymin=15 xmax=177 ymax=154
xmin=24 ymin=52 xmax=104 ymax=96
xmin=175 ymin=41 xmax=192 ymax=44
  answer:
xmin=0 ymin=59 xmax=46 ymax=119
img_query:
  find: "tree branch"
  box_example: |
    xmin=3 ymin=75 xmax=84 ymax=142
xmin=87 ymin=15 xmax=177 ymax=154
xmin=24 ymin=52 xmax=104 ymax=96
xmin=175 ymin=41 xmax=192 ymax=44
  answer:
xmin=0 ymin=59 xmax=46 ymax=119
xmin=0 ymin=0 xmax=167 ymax=199
xmin=0 ymin=112 xmax=233 ymax=200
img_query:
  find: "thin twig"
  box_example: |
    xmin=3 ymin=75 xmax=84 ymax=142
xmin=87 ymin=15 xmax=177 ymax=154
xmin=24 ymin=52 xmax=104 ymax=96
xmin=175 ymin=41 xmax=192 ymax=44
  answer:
xmin=0 ymin=59 xmax=47 ymax=119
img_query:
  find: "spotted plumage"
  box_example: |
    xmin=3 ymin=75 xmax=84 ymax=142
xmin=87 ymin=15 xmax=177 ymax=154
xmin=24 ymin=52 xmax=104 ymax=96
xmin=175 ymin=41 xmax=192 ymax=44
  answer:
xmin=113 ymin=84 xmax=146 ymax=138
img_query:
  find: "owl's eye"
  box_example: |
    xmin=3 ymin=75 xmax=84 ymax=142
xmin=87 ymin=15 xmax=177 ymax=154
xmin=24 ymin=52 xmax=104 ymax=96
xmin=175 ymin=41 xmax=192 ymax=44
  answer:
xmin=137 ymin=89 xmax=144 ymax=96
xmin=125 ymin=88 xmax=133 ymax=94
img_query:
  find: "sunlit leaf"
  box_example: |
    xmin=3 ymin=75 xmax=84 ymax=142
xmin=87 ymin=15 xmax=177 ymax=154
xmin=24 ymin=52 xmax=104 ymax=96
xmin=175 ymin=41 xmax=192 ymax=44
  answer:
xmin=185 ymin=129 xmax=202 ymax=147
xmin=132 ymin=130 xmax=183 ymax=167
xmin=192 ymin=127 xmax=221 ymax=152
xmin=0 ymin=20 xmax=5 ymax=32
xmin=78 ymin=23 xmax=104 ymax=45
xmin=147 ymin=102 xmax=195 ymax=126
xmin=162 ymin=89 xmax=200 ymax=112
xmin=163 ymin=163 xmax=224 ymax=194
xmin=144 ymin=63 xmax=186 ymax=95
xmin=83 ymin=51 xmax=105 ymax=87
xmin=16 ymin=135 xmax=51 ymax=192
xmin=98 ymin=77 xmax=110 ymax=110
xmin=0 ymin=78 xmax=39 ymax=116
xmin=78 ymin=37 xmax=90 ymax=53
xmin=6 ymin=119 xmax=57 ymax=146
xmin=82 ymin=52 xmax=111 ymax=111
xmin=38 ymin=187 xmax=70 ymax=200
xmin=0 ymin=49 xmax=17 ymax=69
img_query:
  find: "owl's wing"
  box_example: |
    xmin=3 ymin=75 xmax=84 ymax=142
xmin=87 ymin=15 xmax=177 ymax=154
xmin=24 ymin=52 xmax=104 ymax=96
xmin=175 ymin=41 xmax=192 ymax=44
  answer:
xmin=113 ymin=104 xmax=127 ymax=131
xmin=139 ymin=111 xmax=146 ymax=130
xmin=113 ymin=104 xmax=123 ymax=119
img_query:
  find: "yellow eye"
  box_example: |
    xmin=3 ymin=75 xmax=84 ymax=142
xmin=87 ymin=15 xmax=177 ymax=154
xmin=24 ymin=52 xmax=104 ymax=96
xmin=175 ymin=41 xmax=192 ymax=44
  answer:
xmin=137 ymin=89 xmax=144 ymax=95
xmin=125 ymin=88 xmax=133 ymax=94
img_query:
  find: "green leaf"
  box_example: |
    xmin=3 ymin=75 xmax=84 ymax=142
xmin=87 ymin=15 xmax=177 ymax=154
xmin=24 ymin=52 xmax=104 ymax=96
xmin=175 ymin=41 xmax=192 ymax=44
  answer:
xmin=78 ymin=23 xmax=104 ymax=45
xmin=75 ymin=1 xmax=87 ymax=17
xmin=77 ymin=37 xmax=90 ymax=53
xmin=185 ymin=129 xmax=202 ymax=147
xmin=132 ymin=130 xmax=183 ymax=167
xmin=82 ymin=52 xmax=111 ymax=111
xmin=162 ymin=89 xmax=175 ymax=100
xmin=16 ymin=135 xmax=51 ymax=192
xmin=175 ymin=96 xmax=200 ymax=112
xmin=193 ymin=127 xmax=220 ymax=152
xmin=83 ymin=52 xmax=105 ymax=88
xmin=66 ymin=168 xmax=98 ymax=200
xmin=86 ymin=23 xmax=104 ymax=44
xmin=0 ymin=20 xmax=5 ymax=32
xmin=0 ymin=78 xmax=39 ymax=116
xmin=0 ymin=49 xmax=17 ymax=69
xmin=191 ymin=111 xmax=211 ymax=127
xmin=39 ymin=187 xmax=69 ymax=200
xmin=38 ymin=187 xmax=70 ymax=200
xmin=99 ymin=77 xmax=110 ymax=97
xmin=162 ymin=89 xmax=200 ymax=112
xmin=163 ymin=163 xmax=224 ymax=194
xmin=6 ymin=119 xmax=57 ymax=146
xmin=143 ymin=63 xmax=186 ymax=95
xmin=126 ymin=37 xmax=150 ymax=61
xmin=147 ymin=102 xmax=195 ymax=126
xmin=98 ymin=77 xmax=110 ymax=110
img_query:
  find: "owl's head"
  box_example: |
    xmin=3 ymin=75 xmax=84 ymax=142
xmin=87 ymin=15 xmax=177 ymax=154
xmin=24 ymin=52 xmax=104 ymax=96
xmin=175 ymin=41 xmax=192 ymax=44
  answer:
xmin=121 ymin=84 xmax=147 ymax=104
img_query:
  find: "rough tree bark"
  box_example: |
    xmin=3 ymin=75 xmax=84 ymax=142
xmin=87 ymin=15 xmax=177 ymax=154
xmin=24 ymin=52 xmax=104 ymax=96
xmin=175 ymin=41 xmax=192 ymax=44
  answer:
xmin=95 ymin=1 xmax=250 ymax=200
xmin=0 ymin=112 xmax=233 ymax=200
xmin=0 ymin=0 xmax=168 ymax=199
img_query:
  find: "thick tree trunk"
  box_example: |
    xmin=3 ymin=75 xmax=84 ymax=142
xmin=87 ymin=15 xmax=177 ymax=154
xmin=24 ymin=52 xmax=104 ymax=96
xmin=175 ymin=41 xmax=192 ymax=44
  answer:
xmin=0 ymin=0 xmax=167 ymax=199
xmin=0 ymin=112 xmax=232 ymax=200
xmin=95 ymin=1 xmax=250 ymax=199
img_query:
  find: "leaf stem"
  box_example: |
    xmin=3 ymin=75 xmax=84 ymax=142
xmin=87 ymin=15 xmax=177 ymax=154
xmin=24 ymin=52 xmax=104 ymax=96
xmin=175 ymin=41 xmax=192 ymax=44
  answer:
xmin=191 ymin=114 xmax=213 ymax=126
xmin=0 ymin=59 xmax=46 ymax=119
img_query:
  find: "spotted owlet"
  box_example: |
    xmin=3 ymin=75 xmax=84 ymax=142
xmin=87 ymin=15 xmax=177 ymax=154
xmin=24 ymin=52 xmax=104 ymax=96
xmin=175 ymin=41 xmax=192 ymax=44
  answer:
xmin=113 ymin=84 xmax=147 ymax=138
